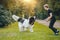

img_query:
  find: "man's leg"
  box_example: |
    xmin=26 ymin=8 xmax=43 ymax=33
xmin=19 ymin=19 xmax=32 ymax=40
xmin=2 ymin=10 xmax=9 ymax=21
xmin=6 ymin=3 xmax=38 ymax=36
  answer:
xmin=49 ymin=19 xmax=57 ymax=33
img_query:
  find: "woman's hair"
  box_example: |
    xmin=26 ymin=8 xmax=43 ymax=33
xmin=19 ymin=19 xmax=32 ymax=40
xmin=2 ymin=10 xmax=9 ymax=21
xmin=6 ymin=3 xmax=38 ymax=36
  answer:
xmin=44 ymin=4 xmax=49 ymax=8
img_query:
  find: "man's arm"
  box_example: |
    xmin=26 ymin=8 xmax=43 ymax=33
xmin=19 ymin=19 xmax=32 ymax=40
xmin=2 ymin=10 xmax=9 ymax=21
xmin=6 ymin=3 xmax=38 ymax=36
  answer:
xmin=46 ymin=13 xmax=52 ymax=22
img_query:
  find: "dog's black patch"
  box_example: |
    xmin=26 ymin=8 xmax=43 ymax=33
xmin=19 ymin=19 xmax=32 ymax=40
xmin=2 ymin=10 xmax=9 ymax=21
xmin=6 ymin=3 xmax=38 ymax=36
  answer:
xmin=18 ymin=18 xmax=24 ymax=23
xmin=29 ymin=17 xmax=35 ymax=25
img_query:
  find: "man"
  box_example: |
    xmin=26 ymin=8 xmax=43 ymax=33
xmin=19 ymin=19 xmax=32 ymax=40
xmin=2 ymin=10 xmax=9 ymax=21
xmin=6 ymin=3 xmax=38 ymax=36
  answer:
xmin=43 ymin=4 xmax=59 ymax=35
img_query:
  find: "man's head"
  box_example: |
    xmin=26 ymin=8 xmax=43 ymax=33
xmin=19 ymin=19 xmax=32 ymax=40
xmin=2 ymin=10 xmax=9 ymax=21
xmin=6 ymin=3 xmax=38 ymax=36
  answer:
xmin=43 ymin=4 xmax=49 ymax=10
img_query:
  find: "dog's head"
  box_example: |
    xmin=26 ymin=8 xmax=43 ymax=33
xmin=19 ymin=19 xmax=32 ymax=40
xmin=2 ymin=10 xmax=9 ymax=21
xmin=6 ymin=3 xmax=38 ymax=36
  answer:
xmin=29 ymin=16 xmax=36 ymax=25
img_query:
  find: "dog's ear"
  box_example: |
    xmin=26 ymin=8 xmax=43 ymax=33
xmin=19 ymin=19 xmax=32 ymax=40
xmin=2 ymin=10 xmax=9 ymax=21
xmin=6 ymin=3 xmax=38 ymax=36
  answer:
xmin=33 ymin=16 xmax=36 ymax=19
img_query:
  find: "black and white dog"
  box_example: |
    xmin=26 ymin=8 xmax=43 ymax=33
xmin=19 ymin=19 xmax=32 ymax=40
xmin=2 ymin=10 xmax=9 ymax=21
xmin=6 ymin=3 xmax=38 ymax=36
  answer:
xmin=12 ymin=15 xmax=36 ymax=32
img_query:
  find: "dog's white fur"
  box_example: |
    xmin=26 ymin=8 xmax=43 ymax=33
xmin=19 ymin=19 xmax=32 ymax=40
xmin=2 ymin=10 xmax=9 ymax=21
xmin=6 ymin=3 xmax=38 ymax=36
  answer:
xmin=12 ymin=15 xmax=34 ymax=32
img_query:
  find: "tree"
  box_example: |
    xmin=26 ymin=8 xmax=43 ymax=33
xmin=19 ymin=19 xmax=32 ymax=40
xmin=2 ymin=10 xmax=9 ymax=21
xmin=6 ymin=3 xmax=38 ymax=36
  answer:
xmin=0 ymin=4 xmax=12 ymax=27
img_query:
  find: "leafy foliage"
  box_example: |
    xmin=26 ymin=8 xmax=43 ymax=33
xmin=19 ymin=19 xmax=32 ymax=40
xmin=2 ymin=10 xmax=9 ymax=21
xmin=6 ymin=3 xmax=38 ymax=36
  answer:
xmin=0 ymin=4 xmax=12 ymax=27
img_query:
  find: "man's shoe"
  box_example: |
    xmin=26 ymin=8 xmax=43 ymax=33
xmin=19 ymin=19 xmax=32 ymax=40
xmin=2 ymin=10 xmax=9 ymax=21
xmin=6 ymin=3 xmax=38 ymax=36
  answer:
xmin=55 ymin=30 xmax=59 ymax=35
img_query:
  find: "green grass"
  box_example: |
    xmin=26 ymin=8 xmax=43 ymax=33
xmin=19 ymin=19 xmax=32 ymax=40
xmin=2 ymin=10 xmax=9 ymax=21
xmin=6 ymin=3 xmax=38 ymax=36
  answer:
xmin=57 ymin=20 xmax=60 ymax=22
xmin=0 ymin=22 xmax=60 ymax=40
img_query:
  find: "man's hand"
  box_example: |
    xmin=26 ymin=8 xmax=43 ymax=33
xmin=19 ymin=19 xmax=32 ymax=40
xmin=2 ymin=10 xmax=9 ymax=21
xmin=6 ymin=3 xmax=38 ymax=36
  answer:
xmin=45 ymin=18 xmax=49 ymax=22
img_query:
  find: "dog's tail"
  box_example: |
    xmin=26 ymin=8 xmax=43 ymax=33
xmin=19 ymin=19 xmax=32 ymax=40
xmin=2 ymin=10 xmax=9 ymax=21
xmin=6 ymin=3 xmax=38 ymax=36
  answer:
xmin=12 ymin=15 xmax=20 ymax=21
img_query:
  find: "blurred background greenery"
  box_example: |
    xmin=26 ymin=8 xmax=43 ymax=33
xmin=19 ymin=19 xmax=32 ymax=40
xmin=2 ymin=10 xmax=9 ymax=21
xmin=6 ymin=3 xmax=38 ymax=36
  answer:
xmin=0 ymin=0 xmax=60 ymax=27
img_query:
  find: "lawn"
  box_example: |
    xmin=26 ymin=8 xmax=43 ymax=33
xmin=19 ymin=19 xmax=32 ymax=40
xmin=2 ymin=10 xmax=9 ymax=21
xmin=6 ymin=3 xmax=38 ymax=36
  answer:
xmin=0 ymin=22 xmax=60 ymax=40
xmin=57 ymin=20 xmax=60 ymax=22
